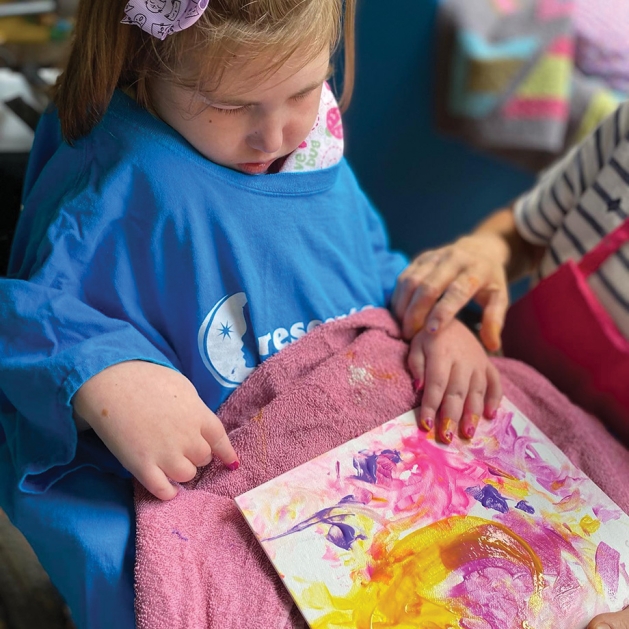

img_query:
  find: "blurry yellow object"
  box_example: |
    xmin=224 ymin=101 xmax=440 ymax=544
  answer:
xmin=0 ymin=16 xmax=51 ymax=44
xmin=575 ymin=89 xmax=624 ymax=144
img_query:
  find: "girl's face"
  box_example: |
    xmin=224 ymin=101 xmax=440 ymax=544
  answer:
xmin=150 ymin=48 xmax=330 ymax=175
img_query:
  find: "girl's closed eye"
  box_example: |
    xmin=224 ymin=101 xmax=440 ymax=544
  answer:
xmin=211 ymin=104 xmax=251 ymax=115
xmin=194 ymin=93 xmax=251 ymax=115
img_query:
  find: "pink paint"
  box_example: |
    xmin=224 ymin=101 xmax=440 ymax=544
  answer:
xmin=596 ymin=542 xmax=620 ymax=597
xmin=593 ymin=506 xmax=622 ymax=524
xmin=503 ymin=98 xmax=569 ymax=120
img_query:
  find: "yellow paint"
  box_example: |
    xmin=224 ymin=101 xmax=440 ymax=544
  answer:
xmin=579 ymin=515 xmax=601 ymax=536
xmin=302 ymin=516 xmax=545 ymax=628
xmin=485 ymin=477 xmax=530 ymax=500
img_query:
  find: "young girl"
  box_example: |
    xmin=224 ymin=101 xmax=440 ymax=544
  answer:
xmin=0 ymin=1 xmax=500 ymax=627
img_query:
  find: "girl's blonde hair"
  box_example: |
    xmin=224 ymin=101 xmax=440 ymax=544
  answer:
xmin=54 ymin=0 xmax=356 ymax=142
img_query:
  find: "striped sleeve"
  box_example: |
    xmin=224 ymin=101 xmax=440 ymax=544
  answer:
xmin=514 ymin=102 xmax=629 ymax=245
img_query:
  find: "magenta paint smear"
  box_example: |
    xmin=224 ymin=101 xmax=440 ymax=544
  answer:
xmin=597 ymin=542 xmax=621 ymax=597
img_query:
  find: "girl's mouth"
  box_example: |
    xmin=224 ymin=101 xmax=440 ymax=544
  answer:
xmin=237 ymin=160 xmax=276 ymax=175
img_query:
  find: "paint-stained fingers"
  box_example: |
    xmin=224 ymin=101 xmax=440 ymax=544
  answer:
xmin=460 ymin=371 xmax=486 ymax=439
xmin=483 ymin=362 xmax=502 ymax=419
xmin=417 ymin=348 xmax=451 ymax=437
xmin=136 ymin=466 xmax=179 ymax=501
xmin=424 ymin=272 xmax=482 ymax=336
xmin=392 ymin=256 xmax=440 ymax=335
xmin=479 ymin=289 xmax=509 ymax=353
xmin=407 ymin=334 xmax=427 ymax=396
xmin=401 ymin=264 xmax=462 ymax=340
xmin=200 ymin=411 xmax=240 ymax=470
xmin=437 ymin=362 xmax=470 ymax=444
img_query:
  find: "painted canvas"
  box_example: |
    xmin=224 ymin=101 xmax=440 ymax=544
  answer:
xmin=235 ymin=398 xmax=629 ymax=629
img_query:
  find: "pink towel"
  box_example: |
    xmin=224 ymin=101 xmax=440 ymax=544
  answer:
xmin=134 ymin=308 xmax=629 ymax=629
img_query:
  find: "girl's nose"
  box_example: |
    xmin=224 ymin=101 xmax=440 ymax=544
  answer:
xmin=247 ymin=116 xmax=284 ymax=155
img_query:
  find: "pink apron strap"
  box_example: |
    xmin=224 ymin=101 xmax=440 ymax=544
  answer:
xmin=578 ymin=216 xmax=629 ymax=277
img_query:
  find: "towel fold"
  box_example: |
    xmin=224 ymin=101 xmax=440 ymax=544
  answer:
xmin=134 ymin=308 xmax=629 ymax=629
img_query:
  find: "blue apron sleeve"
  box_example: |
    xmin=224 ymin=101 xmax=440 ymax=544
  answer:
xmin=364 ymin=201 xmax=409 ymax=304
xmin=0 ymin=278 xmax=174 ymax=493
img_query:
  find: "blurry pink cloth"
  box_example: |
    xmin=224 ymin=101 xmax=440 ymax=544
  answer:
xmin=134 ymin=308 xmax=629 ymax=629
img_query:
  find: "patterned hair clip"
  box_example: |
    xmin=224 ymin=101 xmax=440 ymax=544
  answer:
xmin=122 ymin=0 xmax=209 ymax=40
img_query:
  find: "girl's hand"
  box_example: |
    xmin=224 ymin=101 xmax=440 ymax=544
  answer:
xmin=72 ymin=360 xmax=239 ymax=501
xmin=392 ymin=233 xmax=511 ymax=352
xmin=408 ymin=319 xmax=502 ymax=443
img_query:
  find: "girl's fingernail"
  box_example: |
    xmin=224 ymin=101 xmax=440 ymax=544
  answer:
xmin=420 ymin=417 xmax=434 ymax=431
xmin=227 ymin=460 xmax=240 ymax=471
xmin=490 ymin=410 xmax=498 ymax=420
xmin=413 ymin=379 xmax=424 ymax=392
xmin=427 ymin=320 xmax=439 ymax=333
xmin=595 ymin=624 xmax=611 ymax=629
xmin=442 ymin=418 xmax=453 ymax=443
xmin=465 ymin=415 xmax=480 ymax=439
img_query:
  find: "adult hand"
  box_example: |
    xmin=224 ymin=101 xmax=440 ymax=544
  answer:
xmin=392 ymin=233 xmax=510 ymax=352
xmin=588 ymin=607 xmax=629 ymax=629
xmin=407 ymin=319 xmax=502 ymax=443
xmin=72 ymin=360 xmax=239 ymax=501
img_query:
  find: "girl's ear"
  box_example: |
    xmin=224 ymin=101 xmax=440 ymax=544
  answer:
xmin=53 ymin=1 xmax=144 ymax=142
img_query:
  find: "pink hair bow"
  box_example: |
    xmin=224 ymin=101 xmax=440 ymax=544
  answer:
xmin=122 ymin=0 xmax=209 ymax=40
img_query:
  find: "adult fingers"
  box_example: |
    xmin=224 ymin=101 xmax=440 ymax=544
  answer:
xmin=392 ymin=254 xmax=439 ymax=327
xmin=438 ymin=362 xmax=470 ymax=443
xmin=401 ymin=263 xmax=462 ymax=339
xmin=423 ymin=271 xmax=484 ymax=336
xmin=460 ymin=369 xmax=486 ymax=439
xmin=478 ymin=287 xmax=509 ymax=353
xmin=483 ymin=362 xmax=503 ymax=419
xmin=200 ymin=412 xmax=240 ymax=469
xmin=135 ymin=466 xmax=179 ymax=501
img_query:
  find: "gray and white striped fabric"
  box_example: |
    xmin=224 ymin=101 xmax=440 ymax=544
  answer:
xmin=514 ymin=101 xmax=629 ymax=340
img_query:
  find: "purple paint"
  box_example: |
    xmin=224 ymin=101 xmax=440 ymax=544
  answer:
xmin=325 ymin=523 xmax=367 ymax=550
xmin=515 ymin=500 xmax=535 ymax=514
xmin=466 ymin=485 xmax=509 ymax=514
xmin=352 ymin=449 xmax=401 ymax=484
xmin=262 ymin=503 xmax=368 ymax=550
xmin=596 ymin=541 xmax=620 ymax=597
